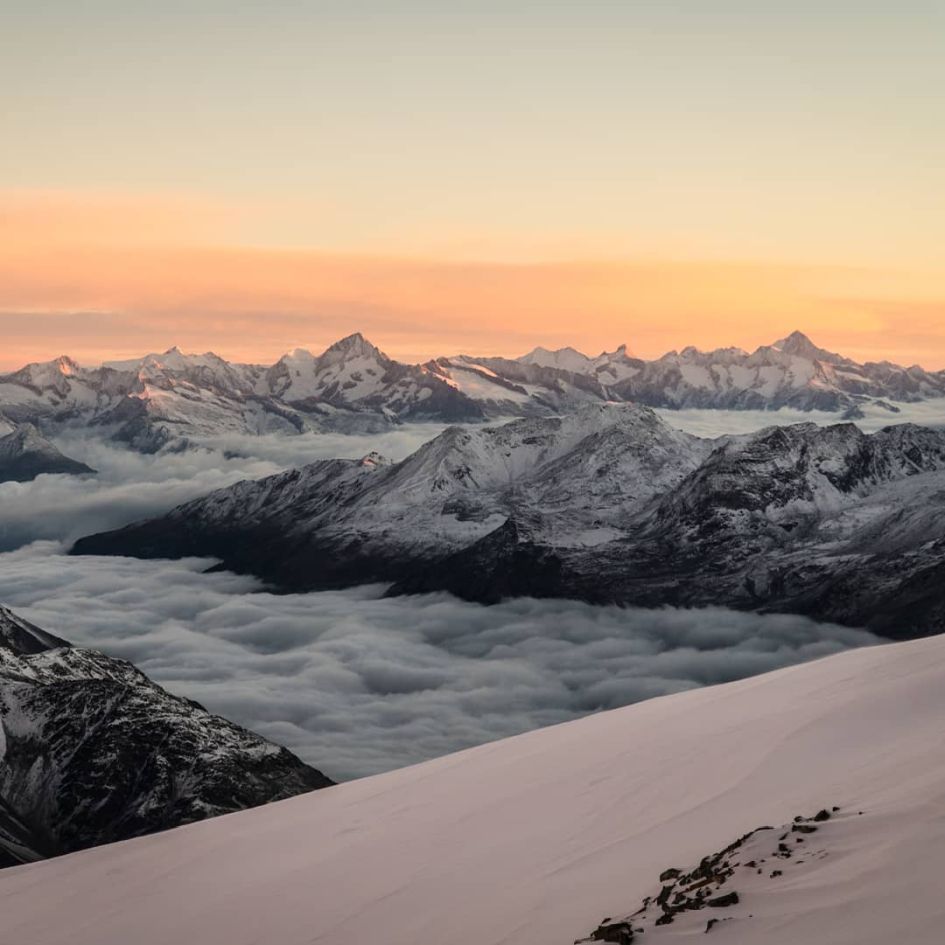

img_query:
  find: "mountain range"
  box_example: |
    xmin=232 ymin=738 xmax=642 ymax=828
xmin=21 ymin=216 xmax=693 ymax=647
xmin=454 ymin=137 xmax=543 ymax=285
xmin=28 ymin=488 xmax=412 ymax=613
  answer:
xmin=74 ymin=403 xmax=945 ymax=639
xmin=2 ymin=330 xmax=943 ymax=452
xmin=0 ymin=605 xmax=331 ymax=868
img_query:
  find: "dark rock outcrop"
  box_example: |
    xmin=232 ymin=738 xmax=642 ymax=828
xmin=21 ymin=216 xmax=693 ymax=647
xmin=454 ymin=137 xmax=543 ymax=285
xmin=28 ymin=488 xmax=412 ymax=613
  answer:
xmin=0 ymin=424 xmax=95 ymax=482
xmin=0 ymin=606 xmax=332 ymax=868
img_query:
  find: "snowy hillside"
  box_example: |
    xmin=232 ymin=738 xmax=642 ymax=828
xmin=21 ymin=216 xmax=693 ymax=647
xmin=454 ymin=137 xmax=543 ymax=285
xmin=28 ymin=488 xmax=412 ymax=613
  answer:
xmin=74 ymin=403 xmax=945 ymax=637
xmin=2 ymin=331 xmax=945 ymax=452
xmin=1 ymin=632 xmax=943 ymax=945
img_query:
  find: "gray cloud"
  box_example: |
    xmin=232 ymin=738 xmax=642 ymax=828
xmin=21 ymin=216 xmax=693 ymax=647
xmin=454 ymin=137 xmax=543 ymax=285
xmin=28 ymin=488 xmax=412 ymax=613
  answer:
xmin=0 ymin=543 xmax=880 ymax=781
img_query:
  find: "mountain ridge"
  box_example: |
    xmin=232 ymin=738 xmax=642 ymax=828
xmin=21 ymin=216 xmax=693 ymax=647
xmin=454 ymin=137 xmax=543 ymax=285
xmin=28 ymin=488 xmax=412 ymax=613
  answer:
xmin=4 ymin=330 xmax=944 ymax=452
xmin=0 ymin=605 xmax=333 ymax=868
xmin=73 ymin=403 xmax=945 ymax=638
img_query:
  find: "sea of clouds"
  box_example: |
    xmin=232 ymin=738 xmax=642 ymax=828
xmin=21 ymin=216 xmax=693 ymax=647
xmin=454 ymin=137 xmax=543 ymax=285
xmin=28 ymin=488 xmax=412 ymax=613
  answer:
xmin=0 ymin=543 xmax=878 ymax=781
xmin=0 ymin=409 xmax=901 ymax=781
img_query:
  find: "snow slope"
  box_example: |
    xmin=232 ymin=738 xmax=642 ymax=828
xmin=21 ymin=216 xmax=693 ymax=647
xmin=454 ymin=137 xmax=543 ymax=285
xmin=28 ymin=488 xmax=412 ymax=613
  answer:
xmin=1 ymin=633 xmax=943 ymax=945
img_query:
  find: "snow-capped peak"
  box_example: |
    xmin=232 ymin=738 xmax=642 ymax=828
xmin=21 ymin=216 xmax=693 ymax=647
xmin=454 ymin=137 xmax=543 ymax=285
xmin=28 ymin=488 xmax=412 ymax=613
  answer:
xmin=281 ymin=348 xmax=317 ymax=363
xmin=770 ymin=330 xmax=849 ymax=365
xmin=518 ymin=345 xmax=594 ymax=373
xmin=54 ymin=355 xmax=80 ymax=376
xmin=0 ymin=605 xmax=69 ymax=655
xmin=595 ymin=343 xmax=631 ymax=360
xmin=320 ymin=332 xmax=387 ymax=363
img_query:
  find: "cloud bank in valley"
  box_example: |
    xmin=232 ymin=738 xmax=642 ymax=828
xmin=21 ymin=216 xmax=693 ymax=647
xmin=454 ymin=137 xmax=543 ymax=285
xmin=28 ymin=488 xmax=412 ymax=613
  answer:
xmin=0 ymin=544 xmax=880 ymax=781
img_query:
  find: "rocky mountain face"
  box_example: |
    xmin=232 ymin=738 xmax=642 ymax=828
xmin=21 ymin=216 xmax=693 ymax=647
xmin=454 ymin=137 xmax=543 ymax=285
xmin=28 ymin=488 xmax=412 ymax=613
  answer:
xmin=3 ymin=331 xmax=944 ymax=452
xmin=433 ymin=330 xmax=945 ymax=415
xmin=0 ymin=424 xmax=95 ymax=482
xmin=72 ymin=403 xmax=945 ymax=638
xmin=0 ymin=606 xmax=332 ymax=868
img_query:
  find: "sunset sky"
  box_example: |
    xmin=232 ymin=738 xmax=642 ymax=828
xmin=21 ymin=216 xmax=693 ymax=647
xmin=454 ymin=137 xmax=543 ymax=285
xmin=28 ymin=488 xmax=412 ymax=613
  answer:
xmin=3 ymin=1 xmax=943 ymax=369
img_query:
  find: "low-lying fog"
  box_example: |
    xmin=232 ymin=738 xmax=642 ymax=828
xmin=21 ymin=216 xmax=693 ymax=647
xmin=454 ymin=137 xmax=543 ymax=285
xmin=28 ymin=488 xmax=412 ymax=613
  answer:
xmin=1 ymin=543 xmax=877 ymax=780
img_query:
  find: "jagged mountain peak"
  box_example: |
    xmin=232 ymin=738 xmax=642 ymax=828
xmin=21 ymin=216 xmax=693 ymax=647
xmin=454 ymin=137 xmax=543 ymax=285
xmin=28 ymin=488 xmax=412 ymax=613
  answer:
xmin=518 ymin=345 xmax=593 ymax=372
xmin=281 ymin=347 xmax=316 ymax=362
xmin=54 ymin=355 xmax=80 ymax=374
xmin=0 ymin=606 xmax=69 ymax=656
xmin=0 ymin=424 xmax=96 ymax=481
xmin=321 ymin=332 xmax=385 ymax=359
xmin=770 ymin=330 xmax=848 ymax=364
xmin=600 ymin=342 xmax=630 ymax=358
xmin=4 ymin=331 xmax=945 ymax=453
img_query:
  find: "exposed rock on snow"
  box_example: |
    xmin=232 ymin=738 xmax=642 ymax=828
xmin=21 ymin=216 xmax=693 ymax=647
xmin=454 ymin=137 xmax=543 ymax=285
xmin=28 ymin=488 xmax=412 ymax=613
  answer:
xmin=576 ymin=807 xmax=845 ymax=942
xmin=0 ymin=606 xmax=332 ymax=868
xmin=74 ymin=403 xmax=945 ymax=638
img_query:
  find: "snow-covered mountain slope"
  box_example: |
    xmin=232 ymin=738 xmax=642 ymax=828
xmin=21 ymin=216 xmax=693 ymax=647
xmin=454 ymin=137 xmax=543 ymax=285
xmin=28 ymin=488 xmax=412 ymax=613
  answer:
xmin=0 ymin=423 xmax=95 ymax=481
xmin=71 ymin=404 xmax=709 ymax=586
xmin=434 ymin=330 xmax=945 ymax=415
xmin=73 ymin=405 xmax=945 ymax=638
xmin=0 ymin=340 xmax=408 ymax=453
xmin=1 ymin=631 xmax=943 ymax=945
xmin=3 ymin=330 xmax=944 ymax=453
xmin=264 ymin=333 xmax=483 ymax=421
xmin=607 ymin=332 xmax=945 ymax=411
xmin=0 ymin=606 xmax=332 ymax=868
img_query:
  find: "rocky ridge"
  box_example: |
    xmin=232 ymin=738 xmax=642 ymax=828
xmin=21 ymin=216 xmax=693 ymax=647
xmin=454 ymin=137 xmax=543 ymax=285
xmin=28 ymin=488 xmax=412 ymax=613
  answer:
xmin=0 ymin=606 xmax=332 ymax=868
xmin=3 ymin=331 xmax=944 ymax=452
xmin=73 ymin=403 xmax=945 ymax=638
xmin=0 ymin=424 xmax=95 ymax=482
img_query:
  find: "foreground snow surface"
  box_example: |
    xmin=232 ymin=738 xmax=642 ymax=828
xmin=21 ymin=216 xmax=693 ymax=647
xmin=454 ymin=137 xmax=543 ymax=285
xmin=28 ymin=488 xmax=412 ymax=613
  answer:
xmin=2 ymin=635 xmax=945 ymax=945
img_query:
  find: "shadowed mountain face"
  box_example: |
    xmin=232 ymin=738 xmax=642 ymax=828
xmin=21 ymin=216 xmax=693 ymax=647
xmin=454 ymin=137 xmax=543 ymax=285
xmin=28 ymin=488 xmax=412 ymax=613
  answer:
xmin=0 ymin=606 xmax=333 ymax=868
xmin=1 ymin=331 xmax=944 ymax=452
xmin=74 ymin=404 xmax=945 ymax=639
xmin=0 ymin=424 xmax=95 ymax=482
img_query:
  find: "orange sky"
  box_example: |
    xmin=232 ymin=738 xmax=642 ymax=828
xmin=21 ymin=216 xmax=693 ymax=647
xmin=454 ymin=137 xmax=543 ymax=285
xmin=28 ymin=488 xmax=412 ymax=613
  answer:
xmin=2 ymin=191 xmax=943 ymax=370
xmin=5 ymin=5 xmax=944 ymax=371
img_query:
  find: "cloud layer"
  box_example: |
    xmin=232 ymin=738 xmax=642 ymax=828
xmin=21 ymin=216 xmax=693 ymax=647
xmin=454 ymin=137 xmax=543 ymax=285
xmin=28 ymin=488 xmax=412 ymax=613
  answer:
xmin=0 ymin=544 xmax=880 ymax=781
